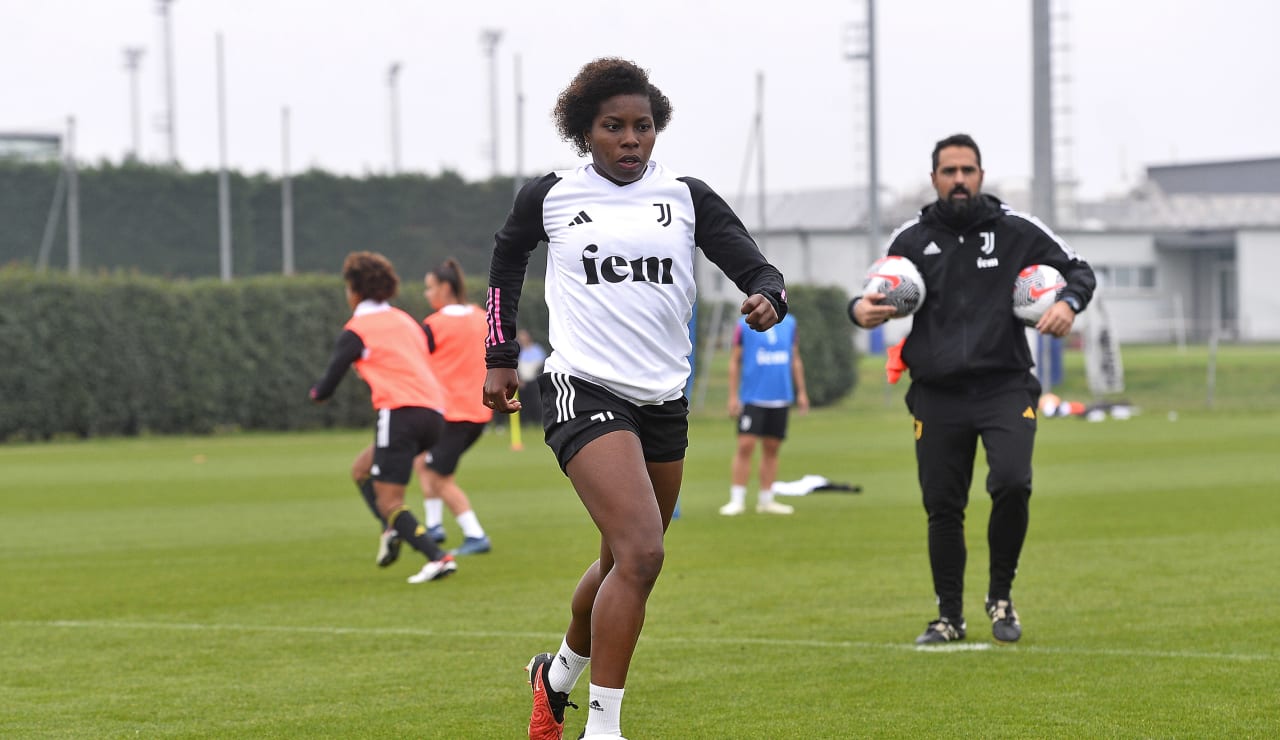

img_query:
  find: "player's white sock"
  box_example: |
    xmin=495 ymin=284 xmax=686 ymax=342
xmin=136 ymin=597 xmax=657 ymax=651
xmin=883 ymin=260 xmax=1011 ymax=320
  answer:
xmin=547 ymin=639 xmax=589 ymax=694
xmin=455 ymin=510 xmax=486 ymax=539
xmin=758 ymin=487 xmax=777 ymax=506
xmin=582 ymin=683 xmax=624 ymax=737
xmin=424 ymin=498 xmax=443 ymax=528
xmin=728 ymin=484 xmax=746 ymax=507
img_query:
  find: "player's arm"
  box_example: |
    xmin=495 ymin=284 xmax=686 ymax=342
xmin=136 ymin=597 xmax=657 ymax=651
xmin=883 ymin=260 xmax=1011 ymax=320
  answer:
xmin=682 ymin=176 xmax=787 ymax=328
xmin=309 ymin=329 xmax=364 ymax=403
xmin=484 ymin=174 xmax=554 ymax=413
xmin=422 ymin=322 xmax=437 ymax=354
xmin=1023 ymin=220 xmax=1096 ymax=336
xmin=726 ymin=326 xmax=744 ymax=417
xmin=791 ymin=333 xmax=809 ymax=414
xmin=1023 ymin=218 xmax=1096 ymax=316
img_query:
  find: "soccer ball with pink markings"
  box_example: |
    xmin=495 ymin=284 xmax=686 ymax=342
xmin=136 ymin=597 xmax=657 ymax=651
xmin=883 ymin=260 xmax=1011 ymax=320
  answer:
xmin=862 ymin=256 xmax=926 ymax=318
xmin=1012 ymin=264 xmax=1067 ymax=326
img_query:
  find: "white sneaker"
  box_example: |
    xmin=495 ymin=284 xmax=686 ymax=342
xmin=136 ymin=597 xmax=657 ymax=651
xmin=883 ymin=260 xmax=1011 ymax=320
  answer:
xmin=406 ymin=555 xmax=457 ymax=584
xmin=719 ymin=501 xmax=745 ymax=516
xmin=756 ymin=500 xmax=794 ymax=515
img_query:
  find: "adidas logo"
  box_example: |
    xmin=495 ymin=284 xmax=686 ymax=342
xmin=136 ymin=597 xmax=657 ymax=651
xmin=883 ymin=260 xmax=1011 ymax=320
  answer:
xmin=923 ymin=241 xmax=941 ymax=255
xmin=568 ymin=210 xmax=593 ymax=226
xmin=589 ymin=700 xmax=604 ymax=712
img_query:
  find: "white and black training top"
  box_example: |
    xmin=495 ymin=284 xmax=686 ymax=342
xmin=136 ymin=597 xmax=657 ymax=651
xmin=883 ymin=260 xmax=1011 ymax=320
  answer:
xmin=485 ymin=161 xmax=787 ymax=406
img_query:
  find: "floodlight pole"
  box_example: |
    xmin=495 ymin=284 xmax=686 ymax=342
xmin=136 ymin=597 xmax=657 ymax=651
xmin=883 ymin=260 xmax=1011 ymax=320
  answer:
xmin=755 ymin=71 xmax=766 ymax=254
xmin=480 ymin=29 xmax=502 ymax=179
xmin=866 ymin=0 xmax=880 ymax=249
xmin=66 ymin=116 xmax=80 ymax=275
xmin=388 ymin=62 xmax=402 ymax=174
xmin=157 ymin=0 xmax=178 ymax=164
xmin=281 ymin=106 xmax=295 ymax=275
xmin=1031 ymin=0 xmax=1057 ymax=229
xmin=123 ymin=47 xmax=145 ymax=160
xmin=843 ymin=0 xmax=880 ymax=250
xmin=216 ymin=32 xmax=232 ymax=282
xmin=513 ymin=53 xmax=524 ymax=197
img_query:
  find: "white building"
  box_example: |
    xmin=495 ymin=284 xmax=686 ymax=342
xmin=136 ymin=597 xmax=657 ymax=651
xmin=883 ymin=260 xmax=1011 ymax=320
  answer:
xmin=0 ymin=131 xmax=61 ymax=162
xmin=699 ymin=157 xmax=1280 ymax=345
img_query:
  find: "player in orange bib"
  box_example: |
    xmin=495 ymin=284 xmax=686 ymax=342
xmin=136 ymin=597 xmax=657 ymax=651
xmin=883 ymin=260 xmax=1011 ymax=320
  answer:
xmin=413 ymin=258 xmax=494 ymax=556
xmin=309 ymin=251 xmax=457 ymax=585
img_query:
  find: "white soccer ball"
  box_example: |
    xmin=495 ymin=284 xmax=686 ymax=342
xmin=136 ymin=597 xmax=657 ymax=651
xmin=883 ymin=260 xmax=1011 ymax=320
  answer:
xmin=1012 ymin=264 xmax=1067 ymax=326
xmin=862 ymin=256 xmax=926 ymax=317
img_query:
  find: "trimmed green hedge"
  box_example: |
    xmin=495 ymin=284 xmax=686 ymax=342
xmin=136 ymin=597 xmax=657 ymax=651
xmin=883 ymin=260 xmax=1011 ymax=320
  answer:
xmin=786 ymin=284 xmax=859 ymax=406
xmin=0 ymin=268 xmax=855 ymax=441
xmin=694 ymin=285 xmax=858 ymax=408
xmin=1 ymin=267 xmax=373 ymax=441
xmin=502 ymin=280 xmax=857 ymax=408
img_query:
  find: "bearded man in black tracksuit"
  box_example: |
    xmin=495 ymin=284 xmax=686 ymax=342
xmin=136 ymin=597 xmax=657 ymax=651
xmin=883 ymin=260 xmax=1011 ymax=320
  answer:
xmin=851 ymin=133 xmax=1096 ymax=646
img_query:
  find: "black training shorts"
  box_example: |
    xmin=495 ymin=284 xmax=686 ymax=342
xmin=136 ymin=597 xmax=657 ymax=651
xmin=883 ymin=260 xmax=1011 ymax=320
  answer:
xmin=538 ymin=372 xmax=688 ymax=473
xmin=736 ymin=403 xmax=790 ymax=440
xmin=424 ymin=420 xmax=486 ymax=476
xmin=371 ymin=406 xmax=445 ymax=485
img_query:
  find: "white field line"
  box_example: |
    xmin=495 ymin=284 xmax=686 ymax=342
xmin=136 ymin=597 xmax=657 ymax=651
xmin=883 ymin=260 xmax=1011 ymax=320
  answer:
xmin=7 ymin=619 xmax=1276 ymax=663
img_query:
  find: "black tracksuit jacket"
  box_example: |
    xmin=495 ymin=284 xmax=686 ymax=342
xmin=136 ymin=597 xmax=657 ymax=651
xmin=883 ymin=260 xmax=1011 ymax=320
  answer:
xmin=885 ymin=193 xmax=1096 ymax=390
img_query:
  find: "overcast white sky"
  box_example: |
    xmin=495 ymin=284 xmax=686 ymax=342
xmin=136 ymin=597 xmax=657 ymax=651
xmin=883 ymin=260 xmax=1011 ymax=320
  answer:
xmin=4 ymin=0 xmax=1277 ymax=201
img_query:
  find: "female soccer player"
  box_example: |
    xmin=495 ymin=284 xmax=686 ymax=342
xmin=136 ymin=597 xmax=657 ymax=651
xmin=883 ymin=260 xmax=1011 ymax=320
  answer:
xmin=412 ymin=257 xmax=493 ymax=556
xmin=482 ymin=58 xmax=788 ymax=740
xmin=309 ymin=251 xmax=457 ymax=585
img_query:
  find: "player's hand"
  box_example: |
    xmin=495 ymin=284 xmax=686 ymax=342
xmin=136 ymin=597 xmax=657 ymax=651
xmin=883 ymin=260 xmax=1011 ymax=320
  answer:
xmin=483 ymin=368 xmax=522 ymax=414
xmin=741 ymin=294 xmax=779 ymax=331
xmin=796 ymin=392 xmax=810 ymax=415
xmin=728 ymin=398 xmax=742 ymax=418
xmin=855 ymin=292 xmax=899 ymax=327
xmin=1036 ymin=301 xmax=1076 ymax=338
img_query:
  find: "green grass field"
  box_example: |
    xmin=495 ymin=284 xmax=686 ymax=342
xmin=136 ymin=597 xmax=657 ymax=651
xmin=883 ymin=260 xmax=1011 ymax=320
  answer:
xmin=3 ymin=345 xmax=1278 ymax=738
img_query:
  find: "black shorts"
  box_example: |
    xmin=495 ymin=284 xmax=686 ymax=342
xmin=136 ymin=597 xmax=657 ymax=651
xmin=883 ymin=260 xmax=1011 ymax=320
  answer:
xmin=371 ymin=406 xmax=445 ymax=485
xmin=538 ymin=372 xmax=688 ymax=473
xmin=424 ymin=420 xmax=486 ymax=476
xmin=737 ymin=404 xmax=789 ymax=440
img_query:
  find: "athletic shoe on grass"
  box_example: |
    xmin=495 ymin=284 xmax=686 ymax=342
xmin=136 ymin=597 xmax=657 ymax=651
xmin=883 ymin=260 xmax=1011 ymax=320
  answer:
xmin=406 ymin=555 xmax=457 ymax=584
xmin=915 ymin=617 xmax=966 ymax=645
xmin=526 ymin=652 xmax=577 ymax=740
xmin=451 ymin=535 xmax=492 ymax=556
xmin=986 ymin=598 xmax=1022 ymax=643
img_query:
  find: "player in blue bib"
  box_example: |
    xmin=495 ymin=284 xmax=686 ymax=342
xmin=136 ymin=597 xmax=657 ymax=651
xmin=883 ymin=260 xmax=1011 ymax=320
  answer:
xmin=721 ymin=313 xmax=809 ymax=516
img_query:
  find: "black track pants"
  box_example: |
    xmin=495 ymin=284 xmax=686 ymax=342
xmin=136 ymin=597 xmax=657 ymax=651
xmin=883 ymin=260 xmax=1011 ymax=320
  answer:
xmin=909 ymin=383 xmax=1037 ymax=621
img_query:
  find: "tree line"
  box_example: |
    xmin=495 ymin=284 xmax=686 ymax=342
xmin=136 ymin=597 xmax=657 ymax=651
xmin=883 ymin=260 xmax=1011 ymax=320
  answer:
xmin=0 ymin=159 xmax=518 ymax=283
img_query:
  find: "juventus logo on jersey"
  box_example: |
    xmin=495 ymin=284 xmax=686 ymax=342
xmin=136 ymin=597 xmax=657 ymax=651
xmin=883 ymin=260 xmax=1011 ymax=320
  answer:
xmin=653 ymin=202 xmax=672 ymax=227
xmin=568 ymin=211 xmax=593 ymax=227
xmin=976 ymin=231 xmax=999 ymax=268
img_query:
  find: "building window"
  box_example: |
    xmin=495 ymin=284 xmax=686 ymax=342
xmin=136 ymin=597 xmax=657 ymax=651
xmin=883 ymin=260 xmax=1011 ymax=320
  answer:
xmin=1095 ymin=264 xmax=1155 ymax=291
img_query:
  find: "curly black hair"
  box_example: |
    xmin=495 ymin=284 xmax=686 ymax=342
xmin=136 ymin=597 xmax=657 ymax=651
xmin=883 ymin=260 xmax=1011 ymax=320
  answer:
xmin=342 ymin=251 xmax=399 ymax=303
xmin=553 ymin=57 xmax=673 ymax=157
